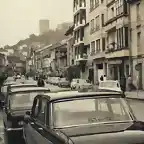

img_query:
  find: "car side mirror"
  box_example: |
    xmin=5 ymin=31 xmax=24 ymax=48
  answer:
xmin=24 ymin=111 xmax=31 ymax=124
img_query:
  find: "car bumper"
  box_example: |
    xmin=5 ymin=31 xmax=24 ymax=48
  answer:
xmin=4 ymin=127 xmax=23 ymax=141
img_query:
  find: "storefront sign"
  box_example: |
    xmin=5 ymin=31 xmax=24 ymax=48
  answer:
xmin=107 ymin=60 xmax=122 ymax=64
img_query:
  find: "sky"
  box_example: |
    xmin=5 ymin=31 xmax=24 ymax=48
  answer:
xmin=0 ymin=0 xmax=73 ymax=46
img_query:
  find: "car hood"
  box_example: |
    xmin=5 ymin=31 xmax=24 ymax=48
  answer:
xmin=56 ymin=121 xmax=144 ymax=144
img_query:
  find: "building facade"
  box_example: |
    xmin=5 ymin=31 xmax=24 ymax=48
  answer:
xmin=73 ymin=0 xmax=89 ymax=79
xmin=129 ymin=0 xmax=144 ymax=89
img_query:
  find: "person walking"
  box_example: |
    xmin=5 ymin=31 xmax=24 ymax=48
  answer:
xmin=120 ymin=74 xmax=126 ymax=94
xmin=37 ymin=77 xmax=45 ymax=87
xmin=100 ymin=75 xmax=104 ymax=81
xmin=127 ymin=75 xmax=132 ymax=91
xmin=103 ymin=75 xmax=107 ymax=81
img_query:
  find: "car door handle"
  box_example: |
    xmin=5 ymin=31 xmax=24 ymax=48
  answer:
xmin=38 ymin=127 xmax=43 ymax=131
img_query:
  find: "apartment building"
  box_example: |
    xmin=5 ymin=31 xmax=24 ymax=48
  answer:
xmin=89 ymin=0 xmax=107 ymax=83
xmin=88 ymin=0 xmax=130 ymax=83
xmin=129 ymin=0 xmax=144 ymax=89
xmin=73 ymin=0 xmax=88 ymax=78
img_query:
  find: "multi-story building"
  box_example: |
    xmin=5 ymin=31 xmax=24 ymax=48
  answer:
xmin=65 ymin=25 xmax=74 ymax=66
xmin=88 ymin=0 xmax=130 ymax=83
xmin=128 ymin=0 xmax=144 ymax=89
xmin=89 ymin=0 xmax=107 ymax=83
xmin=73 ymin=0 xmax=88 ymax=78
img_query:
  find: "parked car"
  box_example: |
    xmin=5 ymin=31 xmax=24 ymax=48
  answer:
xmin=53 ymin=77 xmax=60 ymax=85
xmin=58 ymin=78 xmax=70 ymax=88
xmin=23 ymin=89 xmax=144 ymax=144
xmin=71 ymin=78 xmax=92 ymax=90
xmin=3 ymin=86 xmax=50 ymax=144
xmin=0 ymin=81 xmax=18 ymax=108
xmin=99 ymin=80 xmax=121 ymax=92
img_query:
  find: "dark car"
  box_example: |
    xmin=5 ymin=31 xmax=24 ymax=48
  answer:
xmin=0 ymin=81 xmax=18 ymax=108
xmin=3 ymin=86 xmax=50 ymax=144
xmin=23 ymin=90 xmax=144 ymax=144
xmin=0 ymin=83 xmax=38 ymax=109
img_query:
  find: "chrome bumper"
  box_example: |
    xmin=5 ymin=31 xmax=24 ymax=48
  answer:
xmin=5 ymin=127 xmax=23 ymax=131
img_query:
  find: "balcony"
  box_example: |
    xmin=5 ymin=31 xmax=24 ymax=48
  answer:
xmin=74 ymin=19 xmax=86 ymax=31
xmin=92 ymin=51 xmax=105 ymax=59
xmin=75 ymin=53 xmax=88 ymax=62
xmin=105 ymin=48 xmax=129 ymax=58
xmin=73 ymin=2 xmax=86 ymax=15
xmin=125 ymin=0 xmax=141 ymax=4
xmin=74 ymin=37 xmax=84 ymax=46
xmin=105 ymin=16 xmax=128 ymax=32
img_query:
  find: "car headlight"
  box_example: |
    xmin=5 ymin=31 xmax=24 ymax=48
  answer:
xmin=18 ymin=121 xmax=24 ymax=126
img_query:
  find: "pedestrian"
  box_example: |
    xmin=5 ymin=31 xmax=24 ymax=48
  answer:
xmin=100 ymin=75 xmax=104 ymax=81
xmin=128 ymin=75 xmax=132 ymax=91
xmin=103 ymin=75 xmax=107 ymax=81
xmin=120 ymin=74 xmax=126 ymax=94
xmin=37 ymin=77 xmax=45 ymax=87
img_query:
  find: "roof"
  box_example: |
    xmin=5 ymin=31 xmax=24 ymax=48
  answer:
xmin=65 ymin=25 xmax=74 ymax=36
xmin=10 ymin=83 xmax=37 ymax=87
xmin=35 ymin=44 xmax=52 ymax=53
xmin=10 ymin=87 xmax=50 ymax=93
xmin=42 ymin=90 xmax=122 ymax=102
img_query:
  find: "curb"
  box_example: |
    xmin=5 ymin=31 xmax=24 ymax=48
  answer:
xmin=126 ymin=96 xmax=144 ymax=101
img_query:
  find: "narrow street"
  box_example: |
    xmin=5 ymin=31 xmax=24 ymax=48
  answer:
xmin=0 ymin=82 xmax=144 ymax=144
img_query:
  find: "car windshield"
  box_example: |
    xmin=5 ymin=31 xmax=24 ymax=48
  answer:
xmin=10 ymin=90 xmax=48 ymax=109
xmin=53 ymin=97 xmax=132 ymax=128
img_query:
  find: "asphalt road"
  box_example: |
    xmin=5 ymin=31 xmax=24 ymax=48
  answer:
xmin=127 ymin=99 xmax=144 ymax=121
xmin=0 ymin=79 xmax=144 ymax=144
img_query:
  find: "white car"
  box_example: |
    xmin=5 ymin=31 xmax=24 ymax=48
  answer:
xmin=71 ymin=79 xmax=92 ymax=90
xmin=99 ymin=80 xmax=121 ymax=92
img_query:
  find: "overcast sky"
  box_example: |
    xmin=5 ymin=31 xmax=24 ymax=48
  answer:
xmin=0 ymin=0 xmax=73 ymax=46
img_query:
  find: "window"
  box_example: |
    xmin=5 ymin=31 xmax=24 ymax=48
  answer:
xmin=102 ymin=38 xmax=105 ymax=51
xmin=10 ymin=91 xmax=48 ymax=109
xmin=91 ymin=41 xmax=95 ymax=53
xmin=90 ymin=19 xmax=95 ymax=33
xmin=101 ymin=14 xmax=104 ymax=27
xmin=96 ymin=39 xmax=100 ymax=52
xmin=31 ymin=97 xmax=41 ymax=118
xmin=136 ymin=3 xmax=140 ymax=21
xmin=90 ymin=0 xmax=94 ymax=11
xmin=137 ymin=32 xmax=141 ymax=48
xmin=95 ymin=0 xmax=99 ymax=7
xmin=124 ymin=27 xmax=128 ymax=47
xmin=111 ymin=7 xmax=114 ymax=18
xmin=53 ymin=97 xmax=131 ymax=127
xmin=37 ymin=99 xmax=47 ymax=124
xmin=95 ymin=15 xmax=100 ymax=30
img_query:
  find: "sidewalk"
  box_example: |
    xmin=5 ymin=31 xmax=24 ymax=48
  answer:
xmin=126 ymin=90 xmax=144 ymax=101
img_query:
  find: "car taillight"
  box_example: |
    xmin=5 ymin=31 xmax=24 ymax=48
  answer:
xmin=18 ymin=121 xmax=24 ymax=126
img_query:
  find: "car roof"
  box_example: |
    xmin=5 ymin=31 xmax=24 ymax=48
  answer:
xmin=10 ymin=87 xmax=50 ymax=93
xmin=4 ymin=81 xmax=18 ymax=86
xmin=41 ymin=90 xmax=122 ymax=102
xmin=10 ymin=83 xmax=37 ymax=87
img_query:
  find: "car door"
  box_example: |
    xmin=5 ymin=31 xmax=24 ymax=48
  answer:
xmin=33 ymin=98 xmax=66 ymax=144
xmin=24 ymin=96 xmax=41 ymax=144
